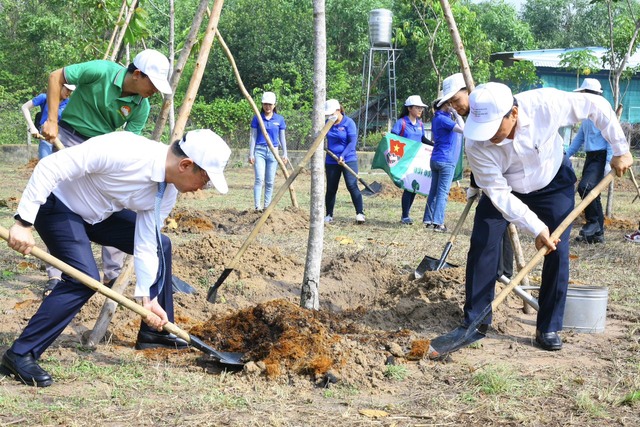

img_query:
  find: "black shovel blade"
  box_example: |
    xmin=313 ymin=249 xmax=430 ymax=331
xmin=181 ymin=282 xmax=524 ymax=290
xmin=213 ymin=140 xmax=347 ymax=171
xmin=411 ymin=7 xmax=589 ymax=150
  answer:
xmin=361 ymin=181 xmax=383 ymax=196
xmin=188 ymin=334 xmax=245 ymax=366
xmin=429 ymin=326 xmax=486 ymax=360
xmin=206 ymin=268 xmax=233 ymax=303
xmin=414 ymin=256 xmax=457 ymax=280
xmin=172 ymin=275 xmax=196 ymax=294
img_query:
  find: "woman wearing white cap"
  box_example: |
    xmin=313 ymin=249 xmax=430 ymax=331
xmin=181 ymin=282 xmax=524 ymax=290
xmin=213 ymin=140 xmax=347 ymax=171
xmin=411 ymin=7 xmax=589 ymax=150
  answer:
xmin=248 ymin=91 xmax=288 ymax=211
xmin=390 ymin=95 xmax=429 ymax=224
xmin=323 ymin=99 xmax=365 ymax=224
xmin=20 ymin=82 xmax=75 ymax=297
xmin=422 ymin=96 xmax=465 ymax=232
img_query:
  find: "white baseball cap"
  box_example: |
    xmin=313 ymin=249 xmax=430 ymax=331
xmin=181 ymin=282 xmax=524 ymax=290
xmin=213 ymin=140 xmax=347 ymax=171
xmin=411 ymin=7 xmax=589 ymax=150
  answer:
xmin=437 ymin=73 xmax=466 ymax=107
xmin=133 ymin=49 xmax=172 ymax=95
xmin=261 ymin=91 xmax=276 ymax=104
xmin=574 ymin=78 xmax=603 ymax=94
xmin=324 ymin=99 xmax=341 ymax=115
xmin=63 ymin=83 xmax=76 ymax=91
xmin=404 ymin=95 xmax=427 ymax=107
xmin=179 ymin=129 xmax=231 ymax=194
xmin=464 ymin=82 xmax=514 ymax=141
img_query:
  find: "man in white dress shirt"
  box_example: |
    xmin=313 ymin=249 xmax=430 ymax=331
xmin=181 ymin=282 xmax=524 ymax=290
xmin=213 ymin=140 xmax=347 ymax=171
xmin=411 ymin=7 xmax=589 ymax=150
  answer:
xmin=461 ymin=82 xmax=632 ymax=351
xmin=1 ymin=129 xmax=231 ymax=387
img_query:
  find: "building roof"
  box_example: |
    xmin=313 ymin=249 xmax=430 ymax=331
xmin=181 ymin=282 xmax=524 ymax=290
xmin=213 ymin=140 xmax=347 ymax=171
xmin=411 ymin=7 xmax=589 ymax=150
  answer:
xmin=492 ymin=47 xmax=640 ymax=69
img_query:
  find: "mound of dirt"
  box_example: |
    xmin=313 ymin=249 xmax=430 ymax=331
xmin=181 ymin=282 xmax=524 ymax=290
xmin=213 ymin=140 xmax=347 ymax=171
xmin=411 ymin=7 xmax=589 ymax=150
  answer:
xmin=168 ymin=206 xmax=310 ymax=235
xmin=192 ymin=299 xmax=425 ymax=387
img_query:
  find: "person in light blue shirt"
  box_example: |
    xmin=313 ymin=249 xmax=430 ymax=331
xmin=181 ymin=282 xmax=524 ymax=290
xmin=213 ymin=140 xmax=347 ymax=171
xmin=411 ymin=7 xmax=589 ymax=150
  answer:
xmin=565 ymin=78 xmax=612 ymax=243
xmin=391 ymin=95 xmax=430 ymax=225
xmin=249 ymin=91 xmax=288 ymax=211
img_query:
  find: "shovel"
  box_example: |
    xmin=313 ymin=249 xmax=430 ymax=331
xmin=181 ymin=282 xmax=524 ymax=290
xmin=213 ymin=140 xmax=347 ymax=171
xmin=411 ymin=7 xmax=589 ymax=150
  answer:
xmin=206 ymin=116 xmax=337 ymax=303
xmin=414 ymin=194 xmax=477 ymax=279
xmin=429 ymin=171 xmax=615 ymax=359
xmin=324 ymin=148 xmax=382 ymax=196
xmin=0 ymin=226 xmax=244 ymax=367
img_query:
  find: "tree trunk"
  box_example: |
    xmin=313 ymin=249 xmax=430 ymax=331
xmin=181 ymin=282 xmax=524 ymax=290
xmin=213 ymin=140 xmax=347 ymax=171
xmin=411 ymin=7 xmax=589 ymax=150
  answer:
xmin=168 ymin=0 xmax=176 ymax=135
xmin=109 ymin=0 xmax=138 ymax=62
xmin=151 ymin=0 xmax=211 ymax=141
xmin=171 ymin=0 xmax=224 ymax=141
xmin=300 ymin=0 xmax=327 ymax=310
xmin=439 ymin=0 xmax=474 ymax=91
xmin=104 ymin=0 xmax=127 ymax=60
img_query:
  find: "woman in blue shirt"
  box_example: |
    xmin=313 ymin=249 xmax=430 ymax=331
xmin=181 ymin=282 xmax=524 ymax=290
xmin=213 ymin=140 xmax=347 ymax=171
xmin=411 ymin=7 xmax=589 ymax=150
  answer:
xmin=423 ymin=97 xmax=464 ymax=232
xmin=21 ymin=84 xmax=75 ymax=159
xmin=323 ymin=99 xmax=365 ymax=224
xmin=249 ymin=92 xmax=288 ymax=211
xmin=390 ymin=95 xmax=429 ymax=224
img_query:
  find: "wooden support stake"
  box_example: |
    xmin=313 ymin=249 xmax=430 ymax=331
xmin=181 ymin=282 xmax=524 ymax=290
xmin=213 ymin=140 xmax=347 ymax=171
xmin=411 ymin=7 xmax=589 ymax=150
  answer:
xmin=84 ymin=256 xmax=135 ymax=348
xmin=507 ymin=224 xmax=535 ymax=314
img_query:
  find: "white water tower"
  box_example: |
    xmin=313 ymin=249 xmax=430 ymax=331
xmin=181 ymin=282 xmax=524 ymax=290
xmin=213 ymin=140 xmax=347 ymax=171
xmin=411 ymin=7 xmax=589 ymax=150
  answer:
xmin=358 ymin=9 xmax=401 ymax=144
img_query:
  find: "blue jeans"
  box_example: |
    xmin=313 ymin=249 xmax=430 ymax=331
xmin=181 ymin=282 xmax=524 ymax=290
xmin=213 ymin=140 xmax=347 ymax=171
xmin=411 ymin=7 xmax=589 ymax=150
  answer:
xmin=325 ymin=162 xmax=364 ymax=216
xmin=253 ymin=145 xmax=278 ymax=209
xmin=423 ymin=160 xmax=455 ymax=225
xmin=38 ymin=140 xmax=54 ymax=159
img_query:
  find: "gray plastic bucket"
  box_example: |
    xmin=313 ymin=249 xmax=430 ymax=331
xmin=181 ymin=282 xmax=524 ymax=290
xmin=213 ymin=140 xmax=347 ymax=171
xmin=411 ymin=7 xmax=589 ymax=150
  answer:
xmin=563 ymin=286 xmax=608 ymax=333
xmin=368 ymin=9 xmax=393 ymax=47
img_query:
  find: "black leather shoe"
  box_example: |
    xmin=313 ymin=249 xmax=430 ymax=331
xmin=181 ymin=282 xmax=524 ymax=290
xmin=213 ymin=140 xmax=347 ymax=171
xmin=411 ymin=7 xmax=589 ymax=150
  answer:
xmin=1 ymin=349 xmax=53 ymax=387
xmin=580 ymin=222 xmax=601 ymax=238
xmin=135 ymin=330 xmax=189 ymax=350
xmin=535 ymin=330 xmax=562 ymax=351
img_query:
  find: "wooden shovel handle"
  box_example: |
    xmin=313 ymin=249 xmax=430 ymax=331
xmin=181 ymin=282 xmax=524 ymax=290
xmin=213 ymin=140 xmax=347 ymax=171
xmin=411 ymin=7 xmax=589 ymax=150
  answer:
xmin=490 ymin=171 xmax=615 ymax=311
xmin=0 ymin=226 xmax=191 ymax=342
xmin=34 ymin=132 xmax=65 ymax=152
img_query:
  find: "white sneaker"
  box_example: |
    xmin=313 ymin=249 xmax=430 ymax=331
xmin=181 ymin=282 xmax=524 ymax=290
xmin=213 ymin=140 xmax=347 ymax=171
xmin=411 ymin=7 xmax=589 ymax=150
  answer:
xmin=324 ymin=215 xmax=333 ymax=223
xmin=355 ymin=213 xmax=365 ymax=224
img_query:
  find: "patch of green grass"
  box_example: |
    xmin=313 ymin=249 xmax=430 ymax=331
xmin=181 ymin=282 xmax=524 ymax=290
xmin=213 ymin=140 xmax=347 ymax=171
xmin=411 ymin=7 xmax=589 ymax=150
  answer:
xmin=470 ymin=365 xmax=522 ymax=396
xmin=198 ymin=388 xmax=249 ymax=409
xmin=384 ymin=364 xmax=408 ymax=381
xmin=575 ymin=391 xmax=609 ymax=418
xmin=619 ymin=390 xmax=640 ymax=406
xmin=1 ymin=269 xmax=15 ymax=280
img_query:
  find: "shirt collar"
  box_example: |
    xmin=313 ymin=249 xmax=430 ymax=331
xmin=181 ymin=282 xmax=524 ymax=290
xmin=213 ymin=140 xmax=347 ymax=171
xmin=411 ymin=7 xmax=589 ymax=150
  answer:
xmin=113 ymin=68 xmax=143 ymax=105
xmin=150 ymin=145 xmax=169 ymax=184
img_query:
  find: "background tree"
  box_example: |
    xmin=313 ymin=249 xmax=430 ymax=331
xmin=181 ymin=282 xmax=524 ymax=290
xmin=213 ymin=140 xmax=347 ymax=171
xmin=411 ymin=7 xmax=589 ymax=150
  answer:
xmin=558 ymin=49 xmax=602 ymax=88
xmin=491 ymin=59 xmax=542 ymax=93
xmin=469 ymin=0 xmax=536 ymax=53
xmin=301 ymin=0 xmax=328 ymax=310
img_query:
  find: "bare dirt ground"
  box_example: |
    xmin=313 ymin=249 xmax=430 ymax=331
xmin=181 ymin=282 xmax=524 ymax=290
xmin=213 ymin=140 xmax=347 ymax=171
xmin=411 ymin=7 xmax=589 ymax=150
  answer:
xmin=0 ymin=157 xmax=639 ymax=426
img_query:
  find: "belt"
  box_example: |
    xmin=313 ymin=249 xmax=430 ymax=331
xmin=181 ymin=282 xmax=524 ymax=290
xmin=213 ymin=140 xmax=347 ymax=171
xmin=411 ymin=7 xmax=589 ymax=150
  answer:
xmin=59 ymin=121 xmax=90 ymax=141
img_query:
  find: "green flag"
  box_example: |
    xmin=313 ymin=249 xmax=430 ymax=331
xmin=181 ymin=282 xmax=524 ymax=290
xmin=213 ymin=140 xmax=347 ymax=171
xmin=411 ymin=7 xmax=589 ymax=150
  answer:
xmin=372 ymin=133 xmax=464 ymax=196
xmin=372 ymin=133 xmax=434 ymax=196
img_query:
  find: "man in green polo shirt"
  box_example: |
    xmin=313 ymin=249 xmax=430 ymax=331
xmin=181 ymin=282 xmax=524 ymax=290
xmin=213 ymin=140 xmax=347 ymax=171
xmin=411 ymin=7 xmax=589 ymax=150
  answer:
xmin=40 ymin=49 xmax=172 ymax=287
xmin=42 ymin=49 xmax=171 ymax=143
